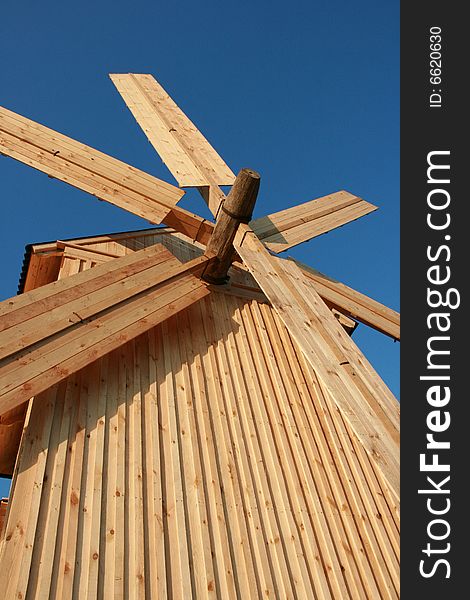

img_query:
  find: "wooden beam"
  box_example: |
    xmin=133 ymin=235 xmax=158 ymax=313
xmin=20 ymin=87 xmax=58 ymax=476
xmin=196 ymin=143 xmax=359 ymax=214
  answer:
xmin=110 ymin=74 xmax=236 ymax=190
xmin=203 ymin=169 xmax=260 ymax=283
xmin=0 ymin=105 xmax=183 ymax=221
xmin=0 ymin=105 xmax=216 ymax=246
xmin=331 ymin=309 xmax=358 ymax=335
xmin=234 ymin=227 xmax=399 ymax=501
xmin=290 ymin=258 xmax=400 ymax=340
xmin=250 ymin=191 xmax=377 ymax=252
xmin=0 ymin=247 xmax=213 ymax=416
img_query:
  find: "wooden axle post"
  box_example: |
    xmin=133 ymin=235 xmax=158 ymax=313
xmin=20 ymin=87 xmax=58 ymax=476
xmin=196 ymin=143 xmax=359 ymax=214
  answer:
xmin=203 ymin=168 xmax=260 ymax=284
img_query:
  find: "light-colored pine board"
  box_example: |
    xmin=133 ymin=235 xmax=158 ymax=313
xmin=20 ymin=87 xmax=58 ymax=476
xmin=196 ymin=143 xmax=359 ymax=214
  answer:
xmin=25 ymin=380 xmax=71 ymax=598
xmin=1 ymin=243 xmax=167 ymax=322
xmin=291 ymin=258 xmax=400 ymax=340
xmin=251 ymin=300 xmax=358 ymax=598
xmin=197 ymin=297 xmax=258 ymax=599
xmin=239 ymin=299 xmax=337 ymax=599
xmin=209 ymin=295 xmax=277 ymax=598
xmin=48 ymin=373 xmax=83 ymax=600
xmin=0 ymin=404 xmax=27 ymax=476
xmin=0 ymin=385 xmax=58 ymax=598
xmin=114 ymin=345 xmax=127 ymax=600
xmin=174 ymin=311 xmax=216 ymax=599
xmin=291 ymin=337 xmax=397 ymax=598
xmin=234 ymin=230 xmax=399 ymax=500
xmin=72 ymin=360 xmax=101 ymax=599
xmin=23 ymin=252 xmax=63 ymax=293
xmin=251 ymin=190 xmax=377 ymax=252
xmin=267 ymin=307 xmax=375 ymax=598
xmin=185 ymin=302 xmax=245 ymax=598
xmin=227 ymin=299 xmax=298 ymax=598
xmin=0 ymin=246 xmax=178 ymax=357
xmin=1 ymin=219 xmax=400 ymax=599
xmin=282 ymin=264 xmax=399 ymax=436
xmin=1 ymin=288 xmax=399 ymax=599
xmin=110 ymin=74 xmax=235 ymax=190
xmin=0 ymin=254 xmax=212 ymax=416
xmin=159 ymin=318 xmax=194 ymax=599
xmin=0 ymin=106 xmax=183 ymax=222
xmin=0 ymin=107 xmax=220 ymax=246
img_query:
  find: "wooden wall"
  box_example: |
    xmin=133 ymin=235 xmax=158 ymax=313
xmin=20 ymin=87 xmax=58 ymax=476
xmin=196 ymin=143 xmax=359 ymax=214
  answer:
xmin=0 ymin=230 xmax=399 ymax=599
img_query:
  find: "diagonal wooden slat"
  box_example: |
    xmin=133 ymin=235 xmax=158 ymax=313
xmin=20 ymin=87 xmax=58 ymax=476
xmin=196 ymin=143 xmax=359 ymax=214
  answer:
xmin=0 ymin=105 xmax=184 ymax=222
xmin=0 ymin=246 xmax=213 ymax=416
xmin=0 ymin=105 xmax=218 ymax=245
xmin=290 ymin=258 xmax=400 ymax=340
xmin=234 ymin=226 xmax=399 ymax=501
xmin=110 ymin=73 xmax=235 ymax=190
xmin=250 ymin=190 xmax=377 ymax=252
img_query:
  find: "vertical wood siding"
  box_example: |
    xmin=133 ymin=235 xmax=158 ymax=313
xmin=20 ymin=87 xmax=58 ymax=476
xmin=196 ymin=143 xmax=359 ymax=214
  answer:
xmin=0 ymin=232 xmax=399 ymax=599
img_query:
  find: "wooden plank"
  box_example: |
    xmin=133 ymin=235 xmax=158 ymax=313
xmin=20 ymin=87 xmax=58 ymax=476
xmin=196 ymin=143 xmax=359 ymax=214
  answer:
xmin=0 ymin=254 xmax=212 ymax=416
xmin=2 ymin=245 xmax=175 ymax=323
xmin=1 ymin=270 xmax=400 ymax=598
xmin=110 ymin=74 xmax=235 ymax=190
xmin=331 ymin=308 xmax=358 ymax=335
xmin=0 ymin=106 xmax=217 ymax=246
xmin=250 ymin=190 xmax=377 ymax=252
xmin=0 ymin=252 xmax=195 ymax=359
xmin=58 ymin=241 xmax=120 ymax=263
xmin=0 ymin=385 xmax=58 ymax=599
xmin=290 ymin=335 xmax=399 ymax=597
xmin=0 ymin=106 xmax=183 ymax=222
xmin=0 ymin=248 xmax=185 ymax=360
xmin=234 ymin=229 xmax=399 ymax=500
xmin=29 ymin=228 xmax=172 ymax=254
xmin=184 ymin=302 xmax=244 ymax=598
xmin=265 ymin=306 xmax=378 ymax=598
xmin=49 ymin=372 xmax=83 ymax=599
xmin=290 ymin=258 xmax=400 ymax=340
xmin=26 ymin=379 xmax=73 ymax=598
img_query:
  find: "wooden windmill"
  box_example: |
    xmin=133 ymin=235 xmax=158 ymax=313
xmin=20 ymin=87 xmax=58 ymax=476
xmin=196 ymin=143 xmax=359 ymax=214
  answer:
xmin=0 ymin=74 xmax=400 ymax=599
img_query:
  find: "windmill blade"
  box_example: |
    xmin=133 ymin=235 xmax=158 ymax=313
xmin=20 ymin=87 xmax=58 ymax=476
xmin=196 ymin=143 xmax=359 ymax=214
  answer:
xmin=0 ymin=105 xmax=184 ymax=223
xmin=289 ymin=257 xmax=400 ymax=340
xmin=110 ymin=74 xmax=236 ymax=193
xmin=250 ymin=190 xmax=377 ymax=252
xmin=0 ymin=105 xmax=219 ymax=247
xmin=110 ymin=75 xmax=377 ymax=252
xmin=0 ymin=244 xmax=213 ymax=416
xmin=234 ymin=226 xmax=399 ymax=500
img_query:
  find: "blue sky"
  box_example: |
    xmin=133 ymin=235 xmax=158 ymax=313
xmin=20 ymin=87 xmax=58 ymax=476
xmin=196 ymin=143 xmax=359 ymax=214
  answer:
xmin=0 ymin=0 xmax=399 ymax=496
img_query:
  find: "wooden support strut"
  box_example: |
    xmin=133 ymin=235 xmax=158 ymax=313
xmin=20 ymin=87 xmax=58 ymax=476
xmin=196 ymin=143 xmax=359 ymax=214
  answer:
xmin=203 ymin=168 xmax=260 ymax=284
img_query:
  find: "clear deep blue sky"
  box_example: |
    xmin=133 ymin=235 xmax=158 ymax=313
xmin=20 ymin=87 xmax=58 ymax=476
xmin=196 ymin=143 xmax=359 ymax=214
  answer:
xmin=0 ymin=1 xmax=399 ymax=495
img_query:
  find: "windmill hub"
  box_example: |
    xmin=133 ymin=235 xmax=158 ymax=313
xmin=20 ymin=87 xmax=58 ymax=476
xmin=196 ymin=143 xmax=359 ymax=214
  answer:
xmin=202 ymin=167 xmax=260 ymax=285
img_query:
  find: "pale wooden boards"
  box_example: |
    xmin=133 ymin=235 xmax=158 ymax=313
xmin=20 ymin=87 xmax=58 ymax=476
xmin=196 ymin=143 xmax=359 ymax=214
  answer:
xmin=0 ymin=104 xmax=219 ymax=246
xmin=250 ymin=190 xmax=377 ymax=252
xmin=291 ymin=258 xmax=400 ymax=340
xmin=0 ymin=244 xmax=212 ymax=415
xmin=0 ymin=293 xmax=399 ymax=599
xmin=110 ymin=73 xmax=235 ymax=190
xmin=235 ymin=228 xmax=399 ymax=500
xmin=0 ymin=105 xmax=184 ymax=223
